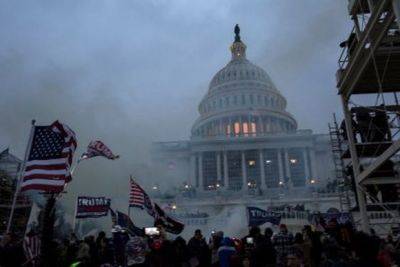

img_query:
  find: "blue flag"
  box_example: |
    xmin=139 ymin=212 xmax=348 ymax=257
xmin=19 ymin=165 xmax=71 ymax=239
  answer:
xmin=247 ymin=207 xmax=281 ymax=226
xmin=110 ymin=209 xmax=144 ymax=237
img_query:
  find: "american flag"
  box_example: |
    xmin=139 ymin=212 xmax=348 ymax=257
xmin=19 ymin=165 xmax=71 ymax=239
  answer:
xmin=23 ymin=232 xmax=41 ymax=266
xmin=129 ymin=178 xmax=154 ymax=216
xmin=80 ymin=140 xmax=119 ymax=161
xmin=20 ymin=121 xmax=77 ymax=193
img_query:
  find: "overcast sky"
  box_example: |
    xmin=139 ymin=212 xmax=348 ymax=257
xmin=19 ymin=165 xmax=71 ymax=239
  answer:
xmin=0 ymin=0 xmax=352 ymax=210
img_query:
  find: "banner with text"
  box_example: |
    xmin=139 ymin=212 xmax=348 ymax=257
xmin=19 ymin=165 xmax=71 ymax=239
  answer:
xmin=247 ymin=206 xmax=281 ymax=226
xmin=76 ymin=196 xmax=111 ymax=219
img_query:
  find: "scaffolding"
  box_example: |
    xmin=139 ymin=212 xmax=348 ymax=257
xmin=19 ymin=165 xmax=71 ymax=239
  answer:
xmin=328 ymin=114 xmax=352 ymax=211
xmin=337 ymin=0 xmax=400 ymax=232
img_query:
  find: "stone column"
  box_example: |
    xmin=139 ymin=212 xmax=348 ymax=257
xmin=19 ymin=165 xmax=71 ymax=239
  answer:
xmin=259 ymin=149 xmax=266 ymax=190
xmin=309 ymin=148 xmax=318 ymax=179
xmin=303 ymin=148 xmax=310 ymax=182
xmin=217 ymin=152 xmax=222 ymax=182
xmin=190 ymin=154 xmax=196 ymax=186
xmin=284 ymin=148 xmax=292 ymax=188
xmin=228 ymin=117 xmax=232 ymax=137
xmin=198 ymin=153 xmax=203 ymax=190
xmin=239 ymin=116 xmax=243 ymax=136
xmin=223 ymin=151 xmax=229 ymax=188
xmin=277 ymin=149 xmax=284 ymax=182
xmin=241 ymin=151 xmax=247 ymax=190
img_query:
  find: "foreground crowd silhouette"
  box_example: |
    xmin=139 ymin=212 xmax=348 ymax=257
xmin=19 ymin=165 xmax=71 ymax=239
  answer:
xmin=1 ymin=220 xmax=400 ymax=267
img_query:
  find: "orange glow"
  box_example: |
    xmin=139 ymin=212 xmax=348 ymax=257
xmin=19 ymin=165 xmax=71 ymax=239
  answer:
xmin=243 ymin=123 xmax=249 ymax=133
xmin=234 ymin=122 xmax=240 ymax=135
xmin=251 ymin=122 xmax=256 ymax=133
xmin=243 ymin=123 xmax=248 ymax=136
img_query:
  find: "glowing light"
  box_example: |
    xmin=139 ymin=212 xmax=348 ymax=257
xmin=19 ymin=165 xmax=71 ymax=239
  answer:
xmin=216 ymin=183 xmax=220 ymax=188
xmin=265 ymin=160 xmax=272 ymax=164
xmin=310 ymin=179 xmax=316 ymax=184
xmin=248 ymin=160 xmax=256 ymax=166
xmin=172 ymin=204 xmax=177 ymax=210
xmin=247 ymin=182 xmax=251 ymax=186
xmin=279 ymin=181 xmax=284 ymax=185
xmin=289 ymin=159 xmax=297 ymax=164
xmin=152 ymin=186 xmax=158 ymax=190
xmin=184 ymin=184 xmax=189 ymax=189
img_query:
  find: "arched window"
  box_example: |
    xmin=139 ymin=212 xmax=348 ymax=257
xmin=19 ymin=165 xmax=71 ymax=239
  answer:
xmin=234 ymin=122 xmax=240 ymax=136
xmin=243 ymin=122 xmax=249 ymax=136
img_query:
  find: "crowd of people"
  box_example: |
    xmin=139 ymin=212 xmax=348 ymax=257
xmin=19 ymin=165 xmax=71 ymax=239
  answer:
xmin=1 ymin=220 xmax=400 ymax=267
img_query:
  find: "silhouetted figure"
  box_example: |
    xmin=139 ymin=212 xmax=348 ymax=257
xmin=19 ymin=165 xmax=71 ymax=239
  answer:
xmin=355 ymin=109 xmax=373 ymax=143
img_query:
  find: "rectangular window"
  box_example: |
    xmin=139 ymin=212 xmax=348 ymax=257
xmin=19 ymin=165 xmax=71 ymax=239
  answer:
xmin=234 ymin=95 xmax=238 ymax=104
xmin=249 ymin=95 xmax=254 ymax=104
xmin=288 ymin=148 xmax=306 ymax=187
xmin=227 ymin=151 xmax=242 ymax=191
xmin=242 ymin=95 xmax=246 ymax=105
xmin=263 ymin=149 xmax=279 ymax=188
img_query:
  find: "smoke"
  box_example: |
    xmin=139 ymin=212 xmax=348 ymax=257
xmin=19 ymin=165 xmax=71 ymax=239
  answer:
xmin=0 ymin=1 xmax=350 ymax=225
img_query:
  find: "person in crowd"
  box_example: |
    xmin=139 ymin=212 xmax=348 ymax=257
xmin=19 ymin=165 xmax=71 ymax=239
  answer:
xmin=217 ymin=237 xmax=237 ymax=267
xmin=351 ymin=231 xmax=381 ymax=267
xmin=263 ymin=228 xmax=277 ymax=267
xmin=125 ymin=235 xmax=149 ymax=267
xmin=273 ymin=224 xmax=294 ymax=266
xmin=242 ymin=226 xmax=269 ymax=267
xmin=147 ymin=221 xmax=175 ymax=267
xmin=302 ymin=225 xmax=322 ymax=267
xmin=209 ymin=231 xmax=224 ymax=267
xmin=173 ymin=236 xmax=190 ymax=267
xmin=292 ymin=233 xmax=305 ymax=265
xmin=188 ymin=229 xmax=210 ymax=267
xmin=0 ymin=232 xmax=25 ymax=267
xmin=377 ymin=242 xmax=395 ymax=267
xmin=77 ymin=236 xmax=92 ymax=266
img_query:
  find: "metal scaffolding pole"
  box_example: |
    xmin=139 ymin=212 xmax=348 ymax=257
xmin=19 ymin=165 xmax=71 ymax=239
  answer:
xmin=341 ymin=96 xmax=370 ymax=232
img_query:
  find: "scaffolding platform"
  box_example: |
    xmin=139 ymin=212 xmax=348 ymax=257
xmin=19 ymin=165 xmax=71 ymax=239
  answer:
xmin=341 ymin=141 xmax=393 ymax=158
xmin=347 ymin=0 xmax=371 ymax=16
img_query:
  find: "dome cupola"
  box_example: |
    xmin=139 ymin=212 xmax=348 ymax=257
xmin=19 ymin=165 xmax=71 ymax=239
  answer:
xmin=191 ymin=25 xmax=297 ymax=139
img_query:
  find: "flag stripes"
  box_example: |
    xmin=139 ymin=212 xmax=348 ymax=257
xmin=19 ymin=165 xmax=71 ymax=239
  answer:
xmin=20 ymin=121 xmax=77 ymax=193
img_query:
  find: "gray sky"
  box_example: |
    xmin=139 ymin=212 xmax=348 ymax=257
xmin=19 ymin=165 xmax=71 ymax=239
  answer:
xmin=0 ymin=0 xmax=352 ymax=210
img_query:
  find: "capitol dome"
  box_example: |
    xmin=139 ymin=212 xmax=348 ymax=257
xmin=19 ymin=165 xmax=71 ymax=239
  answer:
xmin=191 ymin=25 xmax=297 ymax=139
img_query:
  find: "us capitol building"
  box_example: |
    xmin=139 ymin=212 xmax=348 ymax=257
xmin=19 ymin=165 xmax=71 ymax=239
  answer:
xmin=151 ymin=26 xmax=337 ymax=212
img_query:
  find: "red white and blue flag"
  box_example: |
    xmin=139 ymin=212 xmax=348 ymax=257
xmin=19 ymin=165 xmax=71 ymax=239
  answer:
xmin=23 ymin=231 xmax=41 ymax=266
xmin=80 ymin=140 xmax=119 ymax=161
xmin=20 ymin=121 xmax=77 ymax=193
xmin=129 ymin=179 xmax=184 ymax=234
xmin=129 ymin=178 xmax=154 ymax=216
xmin=75 ymin=196 xmax=111 ymax=218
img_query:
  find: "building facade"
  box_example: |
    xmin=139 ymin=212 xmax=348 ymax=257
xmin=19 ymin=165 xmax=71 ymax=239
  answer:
xmin=152 ymin=26 xmax=335 ymax=197
xmin=0 ymin=148 xmax=32 ymax=234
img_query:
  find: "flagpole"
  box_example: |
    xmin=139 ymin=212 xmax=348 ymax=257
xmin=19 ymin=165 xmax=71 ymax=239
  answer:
xmin=72 ymin=197 xmax=78 ymax=233
xmin=128 ymin=175 xmax=132 ymax=217
xmin=6 ymin=120 xmax=36 ymax=233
